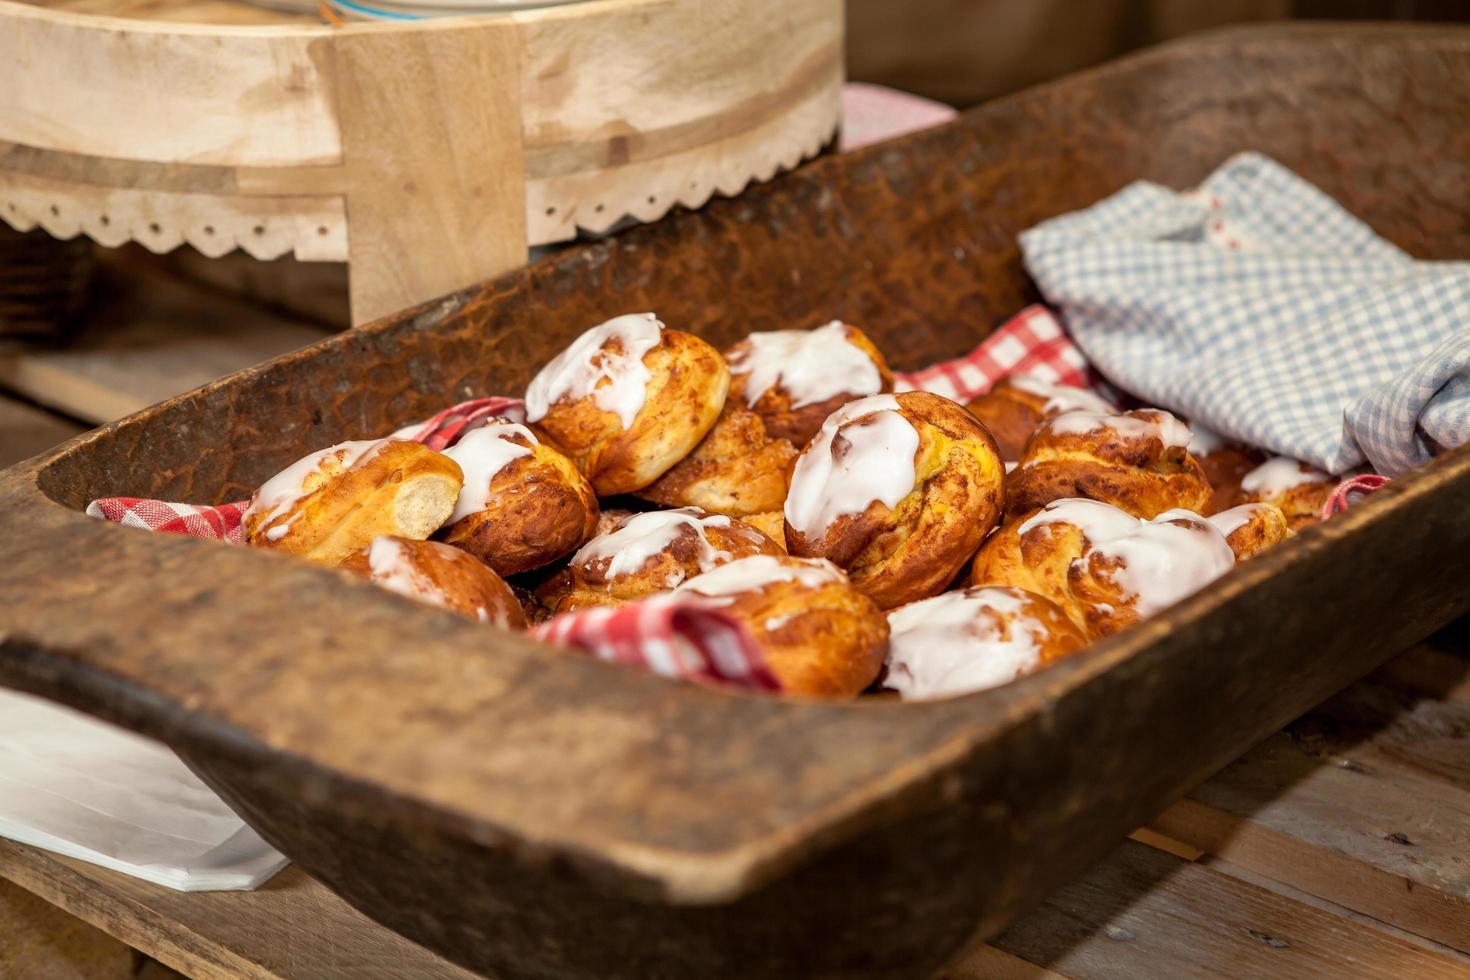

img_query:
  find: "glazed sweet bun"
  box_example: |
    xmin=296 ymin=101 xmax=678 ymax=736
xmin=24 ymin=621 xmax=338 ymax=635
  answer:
xmin=638 ymin=402 xmax=797 ymax=516
xmin=784 ymin=391 xmax=1005 ymax=610
xmin=1006 ymin=408 xmax=1212 ymax=521
xmin=972 ymin=497 xmax=1236 ymax=638
xmin=436 ymin=418 xmax=599 ymax=575
xmin=1236 ymin=456 xmax=1334 ymax=530
xmin=742 ymin=511 xmax=789 ymax=551
xmin=525 ymin=313 xmax=729 ymax=496
xmin=675 ymin=554 xmax=888 ymax=698
xmin=339 ymin=536 xmax=527 ymax=629
xmin=1207 ymin=502 xmax=1291 ymax=560
xmin=1185 ymin=424 xmax=1266 ymax=514
xmin=243 ymin=438 xmax=463 ymax=566
xmin=964 ymin=375 xmax=1115 ymax=460
xmin=725 ymin=320 xmax=894 ymax=447
xmin=537 ymin=506 xmax=782 ymax=614
xmin=883 ymin=586 xmax=1088 ymax=701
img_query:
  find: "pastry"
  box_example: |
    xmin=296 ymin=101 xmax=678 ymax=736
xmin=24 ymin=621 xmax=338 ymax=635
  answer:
xmin=784 ymin=391 xmax=1005 ymax=609
xmin=525 ymin=313 xmax=729 ymax=495
xmin=675 ymin=554 xmax=888 ymax=698
xmin=742 ymin=511 xmax=789 ymax=551
xmin=725 ymin=320 xmax=893 ymax=447
xmin=972 ymin=497 xmax=1236 ymax=637
xmin=243 ymin=438 xmax=463 ymax=566
xmin=1235 ymin=456 xmax=1334 ymax=530
xmin=537 ymin=507 xmax=782 ymax=614
xmin=339 ymin=536 xmax=526 ymax=629
xmin=638 ymin=402 xmax=797 ymax=516
xmin=964 ymin=375 xmax=1114 ymax=460
xmin=1006 ymin=408 xmax=1212 ymax=520
xmin=1205 ymin=502 xmax=1291 ymax=560
xmin=1185 ymin=423 xmax=1266 ymax=514
xmin=436 ymin=418 xmax=599 ymax=576
xmin=883 ymin=586 xmax=1088 ymax=700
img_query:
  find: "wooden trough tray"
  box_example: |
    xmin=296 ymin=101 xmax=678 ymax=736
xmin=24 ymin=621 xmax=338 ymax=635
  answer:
xmin=2 ymin=23 xmax=1469 ymax=980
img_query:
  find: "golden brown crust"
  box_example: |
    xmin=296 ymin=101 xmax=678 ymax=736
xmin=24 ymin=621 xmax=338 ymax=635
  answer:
xmin=970 ymin=515 xmax=1087 ymax=629
xmin=962 ymin=377 xmax=1113 ymax=461
xmin=725 ymin=324 xmax=893 ymax=447
xmin=785 ymin=391 xmax=1005 ymax=610
xmin=637 ymin=403 xmax=796 ymax=515
xmin=530 ymin=328 xmax=729 ymax=496
xmin=339 ymin=537 xmax=527 ymax=629
xmin=742 ymin=511 xmax=789 ymax=551
xmin=438 ymin=425 xmax=599 ymax=576
xmin=1006 ymin=409 xmax=1212 ymax=521
xmin=678 ymin=556 xmax=889 ymax=699
xmin=244 ymin=440 xmax=463 ymax=567
xmin=536 ymin=508 xmax=782 ymax=614
xmin=1236 ymin=460 xmax=1335 ymax=531
xmin=1209 ymin=502 xmax=1292 ymax=561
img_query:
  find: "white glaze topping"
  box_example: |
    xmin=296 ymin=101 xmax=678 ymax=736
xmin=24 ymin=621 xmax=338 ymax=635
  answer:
xmin=784 ymin=394 xmax=919 ymax=538
xmin=1240 ymin=456 xmax=1330 ymax=496
xmin=1006 ymin=375 xmax=1114 ymax=416
xmin=728 ymin=321 xmax=883 ymax=409
xmin=572 ymin=507 xmax=738 ymax=583
xmin=1043 ymin=409 xmax=1193 ymax=449
xmin=524 ymin=313 xmax=664 ymax=428
xmin=443 ymin=422 xmax=536 ymax=524
xmin=1205 ymin=503 xmax=1270 ymax=539
xmin=367 ymin=536 xmax=439 ymax=606
xmin=885 ymin=586 xmax=1051 ymax=700
xmin=1185 ymin=422 xmax=1225 ymax=457
xmin=1085 ymin=511 xmax=1235 ymax=617
xmin=244 ymin=438 xmax=385 ymax=528
xmin=1020 ymin=499 xmax=1234 ymax=618
xmin=677 ymin=554 xmax=845 ymax=601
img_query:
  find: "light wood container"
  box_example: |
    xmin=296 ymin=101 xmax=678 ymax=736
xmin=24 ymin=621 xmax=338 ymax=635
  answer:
xmin=0 ymin=0 xmax=844 ymax=323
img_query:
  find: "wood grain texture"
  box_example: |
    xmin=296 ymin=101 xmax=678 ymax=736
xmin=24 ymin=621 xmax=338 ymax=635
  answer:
xmin=0 ymin=841 xmax=477 ymax=980
xmin=987 ymin=840 xmax=1468 ymax=980
xmin=0 ymin=394 xmax=87 ymax=468
xmin=1152 ymin=653 xmax=1470 ymax=953
xmin=335 ymin=20 xmax=526 ymax=325
xmin=0 ymin=874 xmax=136 ymax=980
xmin=0 ymin=25 xmax=1469 ymax=980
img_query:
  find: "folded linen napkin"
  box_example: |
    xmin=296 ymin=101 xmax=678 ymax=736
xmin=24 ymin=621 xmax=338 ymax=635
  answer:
xmin=1020 ymin=152 xmax=1470 ymax=476
xmin=0 ymin=690 xmax=287 ymax=891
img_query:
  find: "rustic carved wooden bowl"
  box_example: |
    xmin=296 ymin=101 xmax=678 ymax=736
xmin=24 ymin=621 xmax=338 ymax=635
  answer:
xmin=2 ymin=24 xmax=1469 ymax=980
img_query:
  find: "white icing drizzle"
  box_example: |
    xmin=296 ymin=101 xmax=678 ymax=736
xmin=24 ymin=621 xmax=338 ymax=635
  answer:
xmin=443 ymin=422 xmax=536 ymax=524
xmin=884 ymin=587 xmax=1047 ymax=700
xmin=524 ymin=313 xmax=664 ymax=428
xmin=784 ymin=394 xmax=919 ymax=537
xmin=245 ymin=438 xmax=385 ymax=528
xmin=1020 ymin=499 xmax=1235 ymax=618
xmin=1185 ymin=422 xmax=1225 ymax=457
xmin=1043 ymin=409 xmax=1192 ymax=449
xmin=728 ymin=321 xmax=883 ymax=408
xmin=1004 ymin=460 xmax=1019 ymax=474
xmin=676 ymin=554 xmax=845 ymax=602
xmin=1205 ymin=503 xmax=1270 ymax=539
xmin=1017 ymin=497 xmax=1142 ymax=544
xmin=1006 ymin=375 xmax=1114 ymax=416
xmin=572 ymin=507 xmax=736 ymax=583
xmin=366 ymin=536 xmax=440 ymax=607
xmin=1240 ymin=456 xmax=1330 ymax=496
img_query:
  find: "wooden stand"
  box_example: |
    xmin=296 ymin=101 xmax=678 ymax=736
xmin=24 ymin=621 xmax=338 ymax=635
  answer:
xmin=0 ymin=0 xmax=843 ymax=323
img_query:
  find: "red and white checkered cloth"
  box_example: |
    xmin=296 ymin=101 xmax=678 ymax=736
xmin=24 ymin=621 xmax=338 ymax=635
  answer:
xmin=83 ymin=305 xmax=1382 ymax=692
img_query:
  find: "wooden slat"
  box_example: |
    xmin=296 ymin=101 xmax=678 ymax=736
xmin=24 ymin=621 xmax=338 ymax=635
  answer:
xmin=0 ymin=875 xmax=136 ymax=980
xmin=0 ymin=840 xmax=479 ymax=980
xmin=1151 ymin=636 xmax=1470 ymax=954
xmin=0 ymin=252 xmax=334 ymax=424
xmin=0 ymin=392 xmax=86 ymax=468
xmin=970 ymin=839 xmax=1467 ymax=979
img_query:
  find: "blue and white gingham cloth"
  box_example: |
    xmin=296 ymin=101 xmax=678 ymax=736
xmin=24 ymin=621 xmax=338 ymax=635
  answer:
xmin=1020 ymin=152 xmax=1470 ymax=476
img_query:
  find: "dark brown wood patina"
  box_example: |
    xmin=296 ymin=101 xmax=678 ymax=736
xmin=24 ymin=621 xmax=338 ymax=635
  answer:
xmin=1 ymin=24 xmax=1469 ymax=980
